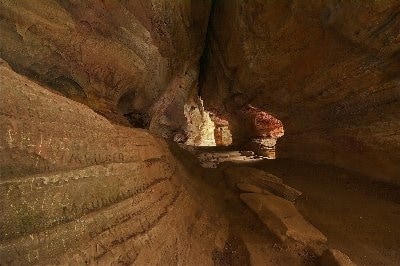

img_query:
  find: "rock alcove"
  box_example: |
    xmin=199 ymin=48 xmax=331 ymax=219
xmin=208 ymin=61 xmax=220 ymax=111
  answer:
xmin=1 ymin=1 xmax=400 ymax=265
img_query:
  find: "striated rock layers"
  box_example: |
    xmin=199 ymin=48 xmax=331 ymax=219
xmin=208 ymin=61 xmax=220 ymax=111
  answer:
xmin=1 ymin=61 xmax=358 ymax=265
xmin=201 ymin=0 xmax=400 ymax=184
xmin=1 ymin=1 xmax=397 ymax=264
xmin=0 ymin=61 xmax=230 ymax=265
xmin=1 ymin=61 xmax=348 ymax=265
xmin=0 ymin=0 xmax=211 ymax=138
xmin=2 ymin=0 xmax=399 ymax=185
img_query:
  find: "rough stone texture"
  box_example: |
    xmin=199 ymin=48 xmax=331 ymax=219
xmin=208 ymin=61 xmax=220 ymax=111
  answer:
xmin=320 ymin=249 xmax=357 ymax=266
xmin=225 ymin=166 xmax=283 ymax=183
xmin=0 ymin=61 xmax=231 ymax=265
xmin=237 ymin=183 xmax=272 ymax=195
xmin=1 ymin=62 xmax=329 ymax=265
xmin=184 ymin=96 xmax=216 ymax=146
xmin=225 ymin=166 xmax=302 ymax=201
xmin=238 ymin=105 xmax=284 ymax=140
xmin=211 ymin=114 xmax=232 ymax=146
xmin=0 ymin=0 xmax=211 ymax=138
xmin=240 ymin=193 xmax=327 ymax=254
xmin=201 ymin=0 xmax=400 ymax=184
xmin=0 ymin=1 xmax=396 ymax=264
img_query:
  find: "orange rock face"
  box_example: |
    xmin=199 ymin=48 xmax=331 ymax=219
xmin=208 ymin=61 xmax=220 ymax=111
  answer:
xmin=0 ymin=60 xmax=231 ymax=265
xmin=200 ymin=0 xmax=400 ymax=184
xmin=1 ymin=1 xmax=399 ymax=264
xmin=2 ymin=1 xmax=399 ymax=184
xmin=0 ymin=0 xmax=211 ymax=137
xmin=239 ymin=105 xmax=284 ymax=139
xmin=1 ymin=63 xmax=327 ymax=265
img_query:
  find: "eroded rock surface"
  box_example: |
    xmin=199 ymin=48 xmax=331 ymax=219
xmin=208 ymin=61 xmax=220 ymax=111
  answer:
xmin=320 ymin=249 xmax=357 ymax=266
xmin=0 ymin=0 xmax=211 ymax=138
xmin=237 ymin=183 xmax=272 ymax=195
xmin=1 ymin=58 xmax=331 ymax=265
xmin=201 ymin=0 xmax=400 ymax=184
xmin=225 ymin=166 xmax=302 ymax=201
xmin=0 ymin=1 xmax=397 ymax=264
xmin=240 ymin=193 xmax=327 ymax=255
xmin=0 ymin=61 xmax=231 ymax=265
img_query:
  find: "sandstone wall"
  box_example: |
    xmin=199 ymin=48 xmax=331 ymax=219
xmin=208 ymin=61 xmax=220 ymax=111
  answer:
xmin=201 ymin=0 xmax=400 ymax=184
xmin=0 ymin=0 xmax=211 ymax=137
xmin=0 ymin=61 xmax=229 ymax=264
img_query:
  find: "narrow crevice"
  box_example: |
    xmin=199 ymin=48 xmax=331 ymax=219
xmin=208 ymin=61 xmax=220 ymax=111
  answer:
xmin=198 ymin=0 xmax=216 ymax=98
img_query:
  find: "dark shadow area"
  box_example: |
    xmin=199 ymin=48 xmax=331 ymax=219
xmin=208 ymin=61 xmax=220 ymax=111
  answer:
xmin=248 ymin=158 xmax=400 ymax=265
xmin=117 ymin=90 xmax=149 ymax=129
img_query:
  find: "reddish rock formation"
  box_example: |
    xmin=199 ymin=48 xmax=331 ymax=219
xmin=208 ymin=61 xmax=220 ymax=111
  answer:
xmin=201 ymin=0 xmax=400 ymax=184
xmin=239 ymin=105 xmax=284 ymax=139
xmin=1 ymin=62 xmax=335 ymax=265
xmin=211 ymin=114 xmax=232 ymax=146
xmin=1 ymin=1 xmax=399 ymax=264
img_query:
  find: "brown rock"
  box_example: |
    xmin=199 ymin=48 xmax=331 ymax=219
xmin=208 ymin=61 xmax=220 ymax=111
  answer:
xmin=237 ymin=183 xmax=272 ymax=195
xmin=0 ymin=0 xmax=211 ymax=138
xmin=201 ymin=0 xmax=400 ymax=184
xmin=225 ymin=166 xmax=282 ymax=184
xmin=321 ymin=249 xmax=357 ymax=266
xmin=225 ymin=166 xmax=302 ymax=201
xmin=240 ymin=193 xmax=327 ymax=254
xmin=0 ymin=60 xmax=226 ymax=265
xmin=239 ymin=150 xmax=255 ymax=157
xmin=0 ymin=1 xmax=398 ymax=264
xmin=264 ymin=180 xmax=302 ymax=202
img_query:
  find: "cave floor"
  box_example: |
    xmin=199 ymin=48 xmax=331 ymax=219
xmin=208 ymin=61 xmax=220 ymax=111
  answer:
xmin=247 ymin=158 xmax=400 ymax=265
xmin=182 ymin=145 xmax=270 ymax=168
xmin=180 ymin=146 xmax=400 ymax=265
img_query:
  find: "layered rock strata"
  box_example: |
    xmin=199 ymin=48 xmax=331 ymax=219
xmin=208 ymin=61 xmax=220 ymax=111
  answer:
xmin=201 ymin=0 xmax=400 ymax=184
xmin=0 ymin=61 xmax=229 ymax=265
xmin=0 ymin=0 xmax=211 ymax=138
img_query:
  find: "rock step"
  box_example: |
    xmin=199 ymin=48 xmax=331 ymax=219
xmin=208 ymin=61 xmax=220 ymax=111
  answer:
xmin=240 ymin=193 xmax=327 ymax=254
xmin=320 ymin=249 xmax=357 ymax=266
xmin=225 ymin=166 xmax=302 ymax=201
xmin=237 ymin=183 xmax=272 ymax=195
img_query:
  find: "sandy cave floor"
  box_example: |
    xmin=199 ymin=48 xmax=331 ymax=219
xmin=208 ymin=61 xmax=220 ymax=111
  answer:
xmin=252 ymin=159 xmax=400 ymax=266
xmin=187 ymin=146 xmax=400 ymax=266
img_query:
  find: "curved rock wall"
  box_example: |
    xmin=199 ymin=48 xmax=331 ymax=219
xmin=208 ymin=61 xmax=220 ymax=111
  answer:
xmin=0 ymin=0 xmax=211 ymax=137
xmin=0 ymin=60 xmax=231 ymax=265
xmin=1 ymin=61 xmax=332 ymax=265
xmin=1 ymin=1 xmax=397 ymax=264
xmin=200 ymin=0 xmax=400 ymax=184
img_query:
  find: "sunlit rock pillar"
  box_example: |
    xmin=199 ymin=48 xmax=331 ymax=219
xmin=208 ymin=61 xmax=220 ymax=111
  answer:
xmin=184 ymin=96 xmax=216 ymax=146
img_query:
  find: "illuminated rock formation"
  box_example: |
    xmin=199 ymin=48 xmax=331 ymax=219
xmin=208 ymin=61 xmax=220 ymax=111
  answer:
xmin=1 ymin=62 xmax=337 ymax=264
xmin=1 ymin=1 xmax=399 ymax=264
xmin=0 ymin=60 xmax=228 ymax=264
xmin=211 ymin=114 xmax=232 ymax=146
xmin=184 ymin=97 xmax=216 ymax=146
xmin=201 ymin=0 xmax=400 ymax=184
xmin=0 ymin=0 xmax=211 ymax=138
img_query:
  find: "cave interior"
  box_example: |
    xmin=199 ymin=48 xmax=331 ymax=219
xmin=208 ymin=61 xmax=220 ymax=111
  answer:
xmin=1 ymin=1 xmax=400 ymax=265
